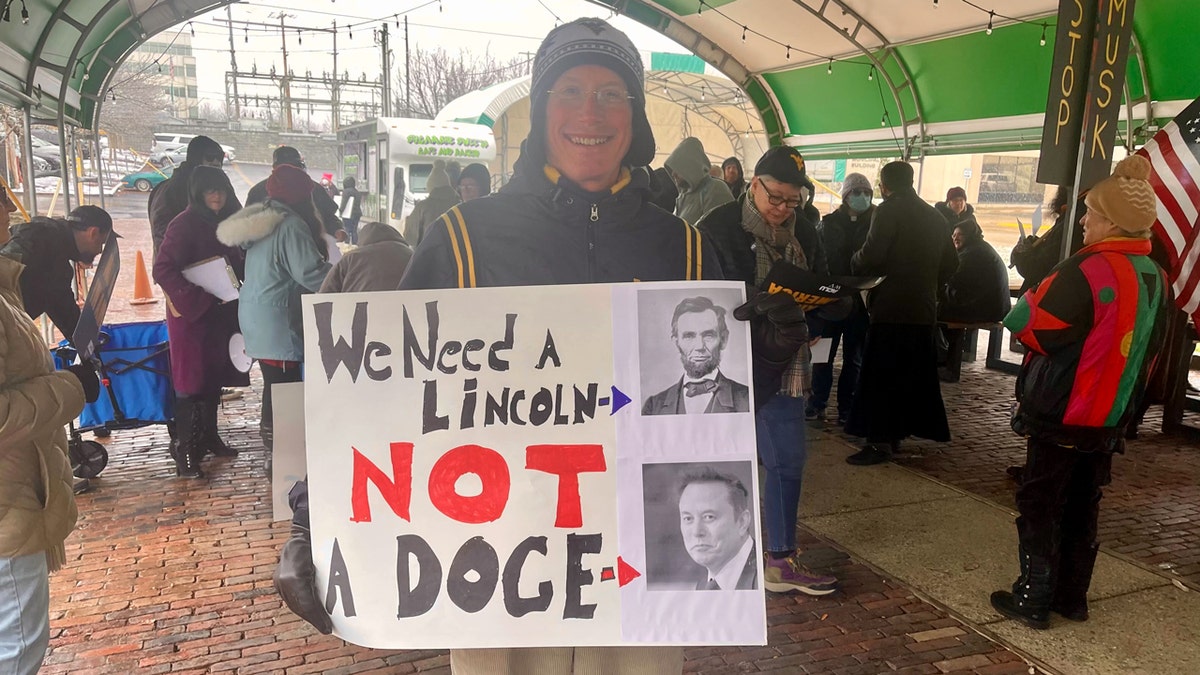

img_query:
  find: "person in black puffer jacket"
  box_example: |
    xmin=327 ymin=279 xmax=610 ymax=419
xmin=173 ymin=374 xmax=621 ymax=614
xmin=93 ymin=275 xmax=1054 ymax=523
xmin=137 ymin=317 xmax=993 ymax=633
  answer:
xmin=936 ymin=217 xmax=1012 ymax=382
xmin=935 ymin=185 xmax=975 ymax=235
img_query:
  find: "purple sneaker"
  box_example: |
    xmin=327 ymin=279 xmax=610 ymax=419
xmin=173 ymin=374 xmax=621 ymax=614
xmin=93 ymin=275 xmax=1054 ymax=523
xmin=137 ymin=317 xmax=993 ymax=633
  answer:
xmin=764 ymin=555 xmax=838 ymax=595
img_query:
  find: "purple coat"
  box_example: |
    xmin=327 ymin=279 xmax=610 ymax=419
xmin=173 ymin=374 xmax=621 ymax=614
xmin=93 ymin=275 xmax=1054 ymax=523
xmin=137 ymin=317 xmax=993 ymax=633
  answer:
xmin=153 ymin=206 xmax=249 ymax=396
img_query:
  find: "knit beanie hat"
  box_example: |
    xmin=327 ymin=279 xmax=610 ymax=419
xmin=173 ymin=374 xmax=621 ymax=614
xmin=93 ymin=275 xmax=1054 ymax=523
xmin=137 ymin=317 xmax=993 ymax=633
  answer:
xmin=458 ymin=163 xmax=492 ymax=195
xmin=267 ymin=164 xmax=315 ymax=206
xmin=526 ymin=17 xmax=654 ymax=169
xmin=841 ymin=172 xmax=872 ymax=199
xmin=425 ymin=160 xmax=451 ymax=191
xmin=946 ymin=186 xmax=967 ymax=202
xmin=1084 ymin=155 xmax=1158 ymax=236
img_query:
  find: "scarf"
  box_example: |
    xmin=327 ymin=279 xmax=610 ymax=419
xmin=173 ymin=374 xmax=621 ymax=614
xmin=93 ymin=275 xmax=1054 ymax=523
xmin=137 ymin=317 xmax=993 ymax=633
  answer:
xmin=740 ymin=197 xmax=811 ymax=398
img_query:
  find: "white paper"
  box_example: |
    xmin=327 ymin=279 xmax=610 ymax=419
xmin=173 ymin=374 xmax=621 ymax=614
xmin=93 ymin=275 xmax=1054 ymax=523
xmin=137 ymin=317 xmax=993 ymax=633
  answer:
xmin=809 ymin=338 xmax=833 ymax=364
xmin=271 ymin=381 xmax=308 ymax=521
xmin=323 ymin=233 xmax=343 ymax=264
xmin=339 ymin=196 xmax=354 ymax=219
xmin=182 ymin=257 xmax=238 ymax=302
xmin=301 ymin=282 xmax=765 ymax=650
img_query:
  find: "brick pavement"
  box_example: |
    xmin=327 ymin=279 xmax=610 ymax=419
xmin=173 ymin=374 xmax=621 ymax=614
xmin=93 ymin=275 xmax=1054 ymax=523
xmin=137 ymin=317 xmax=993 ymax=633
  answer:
xmin=44 ymin=378 xmax=1037 ymax=674
xmin=818 ymin=358 xmax=1200 ymax=591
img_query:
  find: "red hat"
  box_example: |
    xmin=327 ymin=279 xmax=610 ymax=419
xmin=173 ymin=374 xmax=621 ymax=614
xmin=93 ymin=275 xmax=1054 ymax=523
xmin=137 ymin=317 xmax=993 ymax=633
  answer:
xmin=267 ymin=164 xmax=315 ymax=206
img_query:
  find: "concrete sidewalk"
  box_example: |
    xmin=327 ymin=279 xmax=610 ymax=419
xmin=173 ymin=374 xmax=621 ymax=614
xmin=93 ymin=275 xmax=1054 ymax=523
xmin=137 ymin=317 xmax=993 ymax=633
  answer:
xmin=801 ymin=429 xmax=1200 ymax=674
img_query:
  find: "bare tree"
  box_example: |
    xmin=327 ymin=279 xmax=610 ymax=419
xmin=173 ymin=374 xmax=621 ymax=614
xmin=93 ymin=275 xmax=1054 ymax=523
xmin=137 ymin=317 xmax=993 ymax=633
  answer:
xmin=197 ymin=101 xmax=231 ymax=123
xmin=98 ymin=67 xmax=171 ymax=150
xmin=393 ymin=46 xmax=532 ymax=119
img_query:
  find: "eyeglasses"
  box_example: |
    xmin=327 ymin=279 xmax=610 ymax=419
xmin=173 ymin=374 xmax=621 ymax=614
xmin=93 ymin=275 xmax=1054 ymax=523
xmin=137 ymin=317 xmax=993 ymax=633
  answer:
xmin=757 ymin=180 xmax=803 ymax=209
xmin=547 ymin=86 xmax=634 ymax=110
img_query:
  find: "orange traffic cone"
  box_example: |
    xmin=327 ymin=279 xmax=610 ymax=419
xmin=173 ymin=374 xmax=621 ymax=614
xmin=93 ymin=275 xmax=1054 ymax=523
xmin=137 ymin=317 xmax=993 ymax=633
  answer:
xmin=130 ymin=250 xmax=159 ymax=305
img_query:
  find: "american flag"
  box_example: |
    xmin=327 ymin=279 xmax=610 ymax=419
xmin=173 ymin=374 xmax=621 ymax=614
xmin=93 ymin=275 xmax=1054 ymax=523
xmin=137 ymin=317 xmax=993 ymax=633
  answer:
xmin=1138 ymin=96 xmax=1200 ymax=321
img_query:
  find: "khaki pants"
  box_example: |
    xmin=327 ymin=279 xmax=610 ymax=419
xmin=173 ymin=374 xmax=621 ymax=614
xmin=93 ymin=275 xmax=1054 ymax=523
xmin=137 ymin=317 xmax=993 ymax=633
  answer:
xmin=450 ymin=647 xmax=684 ymax=675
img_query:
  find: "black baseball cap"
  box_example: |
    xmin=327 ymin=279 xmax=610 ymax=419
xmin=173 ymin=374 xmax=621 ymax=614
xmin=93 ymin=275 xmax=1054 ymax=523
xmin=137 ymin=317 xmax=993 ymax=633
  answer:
xmin=272 ymin=146 xmax=305 ymax=168
xmin=66 ymin=205 xmax=120 ymax=238
xmin=753 ymin=146 xmax=808 ymax=187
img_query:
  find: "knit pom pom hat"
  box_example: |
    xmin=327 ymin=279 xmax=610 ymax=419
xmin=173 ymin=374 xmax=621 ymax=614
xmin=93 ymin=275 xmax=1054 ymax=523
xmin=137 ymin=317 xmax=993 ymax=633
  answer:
xmin=1084 ymin=155 xmax=1158 ymax=237
xmin=267 ymin=164 xmax=315 ymax=207
xmin=425 ymin=160 xmax=451 ymax=191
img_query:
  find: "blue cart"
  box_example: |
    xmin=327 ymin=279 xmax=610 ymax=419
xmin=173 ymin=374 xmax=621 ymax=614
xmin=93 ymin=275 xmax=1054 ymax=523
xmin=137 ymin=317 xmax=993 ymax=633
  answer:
xmin=54 ymin=320 xmax=174 ymax=479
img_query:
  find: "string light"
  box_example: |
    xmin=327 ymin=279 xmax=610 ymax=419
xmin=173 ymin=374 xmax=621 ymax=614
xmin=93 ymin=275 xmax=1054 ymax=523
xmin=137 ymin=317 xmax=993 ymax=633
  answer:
xmin=2 ymin=3 xmax=9 ymax=22
xmin=741 ymin=25 xmax=746 ymax=42
xmin=785 ymin=45 xmax=790 ymax=60
xmin=868 ymin=65 xmax=874 ymax=81
xmin=298 ymin=28 xmax=302 ymax=45
xmin=188 ymin=21 xmax=194 ymax=37
xmin=698 ymin=0 xmax=703 ymax=13
xmin=20 ymin=0 xmax=27 ymax=24
xmin=1039 ymin=23 xmax=1047 ymax=46
xmin=244 ymin=27 xmax=248 ymax=43
xmin=827 ymin=58 xmax=833 ymax=75
xmin=933 ymin=0 xmax=938 ymax=6
xmin=985 ymin=10 xmax=994 ymax=35
xmin=880 ymin=112 xmax=887 ymax=127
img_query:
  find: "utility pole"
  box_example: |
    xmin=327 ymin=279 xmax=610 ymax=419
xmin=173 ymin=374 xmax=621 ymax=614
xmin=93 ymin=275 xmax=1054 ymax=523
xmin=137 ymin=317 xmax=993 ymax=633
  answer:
xmin=226 ymin=5 xmax=240 ymax=120
xmin=274 ymin=12 xmax=295 ymax=131
xmin=377 ymin=24 xmax=392 ymax=117
xmin=404 ymin=16 xmax=411 ymax=117
xmin=332 ymin=20 xmax=340 ymax=131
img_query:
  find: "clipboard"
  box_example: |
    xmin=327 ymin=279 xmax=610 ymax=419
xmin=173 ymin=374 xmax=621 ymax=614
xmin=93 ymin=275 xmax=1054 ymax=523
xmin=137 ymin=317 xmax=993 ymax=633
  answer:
xmin=182 ymin=256 xmax=240 ymax=302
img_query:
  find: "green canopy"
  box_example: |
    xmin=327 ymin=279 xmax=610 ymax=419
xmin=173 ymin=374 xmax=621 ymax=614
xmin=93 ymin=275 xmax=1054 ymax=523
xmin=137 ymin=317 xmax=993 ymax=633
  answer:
xmin=594 ymin=0 xmax=1199 ymax=158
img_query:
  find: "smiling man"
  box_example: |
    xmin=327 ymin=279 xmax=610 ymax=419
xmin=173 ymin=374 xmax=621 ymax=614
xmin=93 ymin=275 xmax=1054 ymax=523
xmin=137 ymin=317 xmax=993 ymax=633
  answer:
xmin=678 ymin=468 xmax=757 ymax=591
xmin=643 ymin=296 xmax=750 ymax=415
xmin=274 ymin=17 xmax=812 ymax=675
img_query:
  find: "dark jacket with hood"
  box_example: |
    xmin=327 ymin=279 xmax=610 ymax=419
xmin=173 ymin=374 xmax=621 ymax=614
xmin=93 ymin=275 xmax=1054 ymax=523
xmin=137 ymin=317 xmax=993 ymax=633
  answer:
xmin=853 ymin=186 xmax=959 ymax=325
xmin=1011 ymin=209 xmax=1086 ymax=296
xmin=149 ymin=162 xmax=243 ymax=256
xmin=664 ymin=138 xmax=734 ymax=225
xmin=320 ymin=223 xmax=412 ymax=293
xmin=0 ymin=216 xmax=87 ymax=337
xmin=939 ymin=227 xmax=1012 ymax=324
xmin=935 ymin=201 xmax=975 ymax=234
xmin=152 ymin=166 xmax=248 ymax=395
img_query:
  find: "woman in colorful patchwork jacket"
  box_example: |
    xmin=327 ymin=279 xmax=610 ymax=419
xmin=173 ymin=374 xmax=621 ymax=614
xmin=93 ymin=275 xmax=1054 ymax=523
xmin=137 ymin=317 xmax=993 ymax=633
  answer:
xmin=990 ymin=155 xmax=1169 ymax=630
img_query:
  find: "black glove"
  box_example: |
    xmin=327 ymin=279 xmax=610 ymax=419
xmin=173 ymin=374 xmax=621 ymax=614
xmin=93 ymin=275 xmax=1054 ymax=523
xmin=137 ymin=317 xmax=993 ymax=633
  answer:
xmin=734 ymin=291 xmax=809 ymax=365
xmin=274 ymin=520 xmax=333 ymax=634
xmin=66 ymin=363 xmax=100 ymax=403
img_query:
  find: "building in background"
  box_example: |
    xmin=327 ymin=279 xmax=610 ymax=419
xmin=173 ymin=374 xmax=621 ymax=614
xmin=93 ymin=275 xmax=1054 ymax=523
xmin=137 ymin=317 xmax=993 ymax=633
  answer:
xmin=128 ymin=34 xmax=200 ymax=120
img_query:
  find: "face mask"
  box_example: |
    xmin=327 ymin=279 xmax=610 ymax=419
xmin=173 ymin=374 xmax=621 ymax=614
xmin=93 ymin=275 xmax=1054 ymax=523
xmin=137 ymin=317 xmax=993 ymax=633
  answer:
xmin=848 ymin=193 xmax=872 ymax=212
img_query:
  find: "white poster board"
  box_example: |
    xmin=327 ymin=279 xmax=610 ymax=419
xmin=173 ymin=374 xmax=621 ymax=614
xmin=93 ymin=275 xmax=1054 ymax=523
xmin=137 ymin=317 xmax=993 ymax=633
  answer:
xmin=271 ymin=381 xmax=308 ymax=521
xmin=301 ymin=281 xmax=765 ymax=649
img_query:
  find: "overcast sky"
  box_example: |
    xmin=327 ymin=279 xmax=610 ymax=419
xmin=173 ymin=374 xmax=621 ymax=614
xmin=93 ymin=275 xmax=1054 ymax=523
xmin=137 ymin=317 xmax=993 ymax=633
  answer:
xmin=180 ymin=0 xmax=688 ymax=110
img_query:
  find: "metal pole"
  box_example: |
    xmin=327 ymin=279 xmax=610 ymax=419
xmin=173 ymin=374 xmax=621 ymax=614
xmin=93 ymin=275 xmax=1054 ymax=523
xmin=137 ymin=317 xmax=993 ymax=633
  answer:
xmin=227 ymin=6 xmax=241 ymax=121
xmin=21 ymin=106 xmax=38 ymax=217
xmin=94 ymin=134 xmax=106 ymax=209
xmin=332 ymin=20 xmax=340 ymax=132
xmin=56 ymin=115 xmax=72 ymax=212
xmin=404 ymin=16 xmax=410 ymax=117
xmin=279 ymin=14 xmax=294 ymax=131
xmin=379 ymin=24 xmax=392 ymax=117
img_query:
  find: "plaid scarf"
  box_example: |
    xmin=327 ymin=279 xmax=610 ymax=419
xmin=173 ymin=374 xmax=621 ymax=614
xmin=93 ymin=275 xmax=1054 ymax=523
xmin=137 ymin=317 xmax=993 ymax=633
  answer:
xmin=741 ymin=197 xmax=811 ymax=398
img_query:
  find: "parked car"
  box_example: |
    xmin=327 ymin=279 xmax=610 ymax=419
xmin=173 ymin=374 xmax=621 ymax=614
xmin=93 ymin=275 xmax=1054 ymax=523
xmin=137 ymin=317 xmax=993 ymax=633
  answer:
xmin=27 ymin=137 xmax=62 ymax=171
xmin=150 ymin=132 xmax=236 ymax=163
xmin=150 ymin=146 xmax=188 ymax=167
xmin=120 ymin=166 xmax=173 ymax=192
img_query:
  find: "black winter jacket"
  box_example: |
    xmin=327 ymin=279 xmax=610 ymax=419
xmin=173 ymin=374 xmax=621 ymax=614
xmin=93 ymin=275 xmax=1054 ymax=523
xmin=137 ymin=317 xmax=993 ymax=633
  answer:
xmin=1011 ymin=212 xmax=1086 ymax=296
xmin=819 ymin=205 xmax=872 ymax=277
xmin=401 ymin=160 xmax=723 ymax=288
xmin=852 ymin=187 xmax=958 ymax=325
xmin=935 ymin=201 xmax=975 ymax=234
xmin=939 ymin=238 xmax=1011 ymax=324
xmin=694 ymin=196 xmax=827 ymax=288
xmin=0 ymin=217 xmax=85 ymax=337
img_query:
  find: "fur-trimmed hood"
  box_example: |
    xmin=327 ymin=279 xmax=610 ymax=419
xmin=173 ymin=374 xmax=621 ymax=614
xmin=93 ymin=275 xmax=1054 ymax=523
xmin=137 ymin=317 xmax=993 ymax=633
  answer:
xmin=217 ymin=202 xmax=287 ymax=248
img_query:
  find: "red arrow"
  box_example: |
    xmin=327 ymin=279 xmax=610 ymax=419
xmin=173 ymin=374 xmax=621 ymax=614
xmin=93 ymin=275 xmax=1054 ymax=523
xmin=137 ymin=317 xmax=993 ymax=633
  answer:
xmin=617 ymin=556 xmax=641 ymax=587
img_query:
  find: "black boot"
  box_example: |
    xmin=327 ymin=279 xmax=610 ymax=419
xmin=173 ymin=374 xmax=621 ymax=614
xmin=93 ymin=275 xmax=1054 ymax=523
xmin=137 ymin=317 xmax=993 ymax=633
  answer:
xmin=200 ymin=394 xmax=238 ymax=457
xmin=1052 ymin=542 xmax=1098 ymax=621
xmin=173 ymin=396 xmax=205 ymax=478
xmin=990 ymin=547 xmax=1054 ymax=629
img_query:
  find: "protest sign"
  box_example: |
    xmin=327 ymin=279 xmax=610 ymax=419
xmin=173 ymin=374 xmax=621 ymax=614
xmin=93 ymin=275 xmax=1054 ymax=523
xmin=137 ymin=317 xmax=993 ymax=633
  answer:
xmin=302 ymin=281 xmax=766 ymax=649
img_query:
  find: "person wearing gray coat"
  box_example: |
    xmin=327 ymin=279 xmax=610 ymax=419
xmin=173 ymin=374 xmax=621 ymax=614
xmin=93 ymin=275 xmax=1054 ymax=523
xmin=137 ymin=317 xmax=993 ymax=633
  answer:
xmin=665 ymin=137 xmax=734 ymax=225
